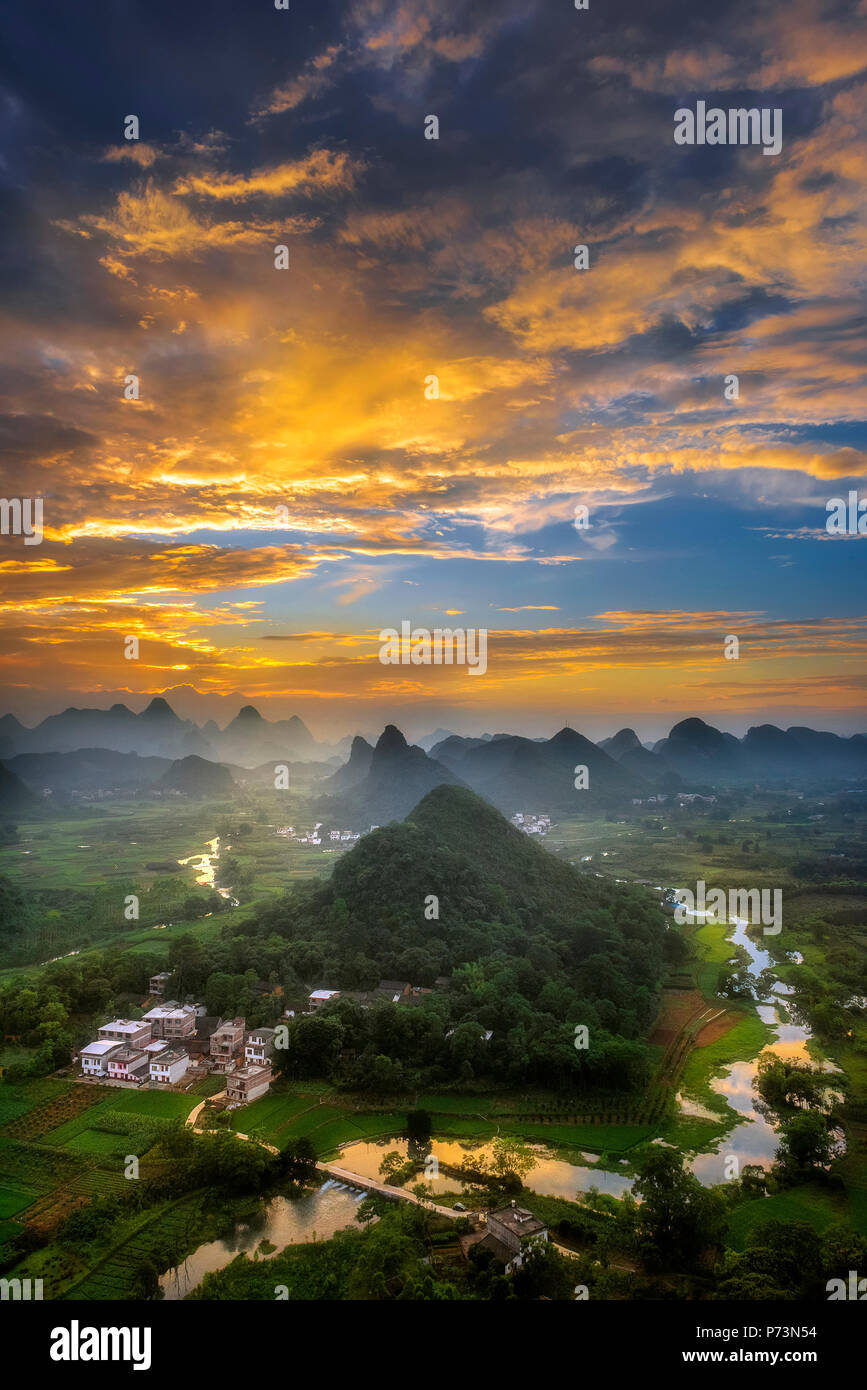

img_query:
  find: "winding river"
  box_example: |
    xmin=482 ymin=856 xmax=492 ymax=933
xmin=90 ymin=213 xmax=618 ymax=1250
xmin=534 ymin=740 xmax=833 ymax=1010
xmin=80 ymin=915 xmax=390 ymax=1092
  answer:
xmin=177 ymin=835 xmax=239 ymax=906
xmin=680 ymin=910 xmax=838 ymax=1185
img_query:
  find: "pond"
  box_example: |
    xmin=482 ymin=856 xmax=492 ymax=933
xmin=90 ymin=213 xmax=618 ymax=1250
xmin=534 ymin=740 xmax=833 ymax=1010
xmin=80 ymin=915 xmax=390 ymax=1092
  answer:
xmin=337 ymin=1136 xmax=635 ymax=1200
xmin=158 ymin=1182 xmax=366 ymax=1299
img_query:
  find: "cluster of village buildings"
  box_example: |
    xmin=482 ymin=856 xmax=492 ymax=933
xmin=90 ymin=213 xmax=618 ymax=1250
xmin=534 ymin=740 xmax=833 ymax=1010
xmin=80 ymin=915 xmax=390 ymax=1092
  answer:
xmin=76 ymin=975 xmax=454 ymax=1102
xmin=509 ymin=812 xmax=551 ymax=836
xmin=630 ymin=793 xmax=718 ymax=807
xmin=77 ymin=973 xmax=276 ymax=1104
xmin=276 ymin=823 xmax=365 ymax=848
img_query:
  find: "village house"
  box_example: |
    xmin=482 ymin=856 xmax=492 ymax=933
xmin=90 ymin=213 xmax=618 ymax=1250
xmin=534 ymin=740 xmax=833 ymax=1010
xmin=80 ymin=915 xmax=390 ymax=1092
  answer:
xmin=210 ymin=1017 xmax=246 ymax=1071
xmin=149 ymin=1049 xmax=189 ymax=1086
xmin=106 ymin=1048 xmax=150 ymax=1083
xmin=308 ymin=989 xmax=340 ymax=1010
xmin=148 ymin=971 xmax=173 ymax=996
xmin=375 ymin=979 xmax=411 ymax=1004
xmin=225 ymin=1062 xmax=272 ymax=1104
xmin=142 ymin=1001 xmax=197 ymax=1040
xmin=97 ymin=1019 xmax=152 ymax=1050
xmin=244 ymin=1027 xmax=276 ymax=1065
xmin=479 ymin=1202 xmax=549 ymax=1273
xmin=79 ymin=1040 xmax=121 ymax=1077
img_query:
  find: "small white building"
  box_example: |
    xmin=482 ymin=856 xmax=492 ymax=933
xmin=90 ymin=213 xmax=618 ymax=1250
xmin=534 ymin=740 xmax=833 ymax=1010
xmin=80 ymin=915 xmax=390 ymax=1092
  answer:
xmin=80 ymin=1041 xmax=122 ymax=1077
xmin=245 ymin=1028 xmax=276 ymax=1065
xmin=149 ymin=1049 xmax=189 ymax=1086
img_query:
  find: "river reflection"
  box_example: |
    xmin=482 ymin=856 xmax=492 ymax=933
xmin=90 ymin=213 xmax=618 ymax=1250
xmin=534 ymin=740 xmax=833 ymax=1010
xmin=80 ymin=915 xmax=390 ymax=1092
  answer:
xmin=159 ymin=1184 xmax=364 ymax=1300
xmin=337 ymin=1136 xmax=634 ymax=1200
xmin=678 ymin=908 xmax=839 ymax=1184
xmin=177 ymin=835 xmax=239 ymax=906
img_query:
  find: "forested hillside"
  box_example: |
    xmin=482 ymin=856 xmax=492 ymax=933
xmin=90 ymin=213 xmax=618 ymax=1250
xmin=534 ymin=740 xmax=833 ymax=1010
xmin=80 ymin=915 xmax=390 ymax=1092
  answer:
xmin=246 ymin=786 xmax=671 ymax=1091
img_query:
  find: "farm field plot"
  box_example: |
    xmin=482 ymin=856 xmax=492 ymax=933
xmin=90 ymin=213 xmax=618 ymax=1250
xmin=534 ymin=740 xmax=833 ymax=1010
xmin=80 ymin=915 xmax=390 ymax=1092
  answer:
xmin=231 ymin=1092 xmax=314 ymax=1139
xmin=107 ymin=1090 xmax=198 ymax=1120
xmin=66 ymin=1129 xmax=151 ymax=1157
xmin=0 ymin=805 xmax=222 ymax=892
xmin=0 ymin=1079 xmax=72 ymax=1129
xmin=0 ymin=1137 xmax=82 ymax=1193
xmin=727 ymin=1185 xmax=850 ymax=1249
xmin=62 ymin=1190 xmax=254 ymax=1302
xmin=0 ymin=1181 xmax=39 ymax=1219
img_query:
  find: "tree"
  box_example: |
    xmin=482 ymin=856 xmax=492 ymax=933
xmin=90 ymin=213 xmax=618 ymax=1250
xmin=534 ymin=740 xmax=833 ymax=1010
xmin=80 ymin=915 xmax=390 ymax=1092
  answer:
xmin=715 ymin=1220 xmax=825 ymax=1300
xmin=488 ymin=1136 xmax=537 ymax=1183
xmin=511 ymin=1240 xmax=576 ymax=1300
xmin=379 ymin=1151 xmax=409 ymax=1182
xmin=773 ymin=1110 xmax=837 ymax=1182
xmin=634 ymin=1148 xmax=727 ymax=1270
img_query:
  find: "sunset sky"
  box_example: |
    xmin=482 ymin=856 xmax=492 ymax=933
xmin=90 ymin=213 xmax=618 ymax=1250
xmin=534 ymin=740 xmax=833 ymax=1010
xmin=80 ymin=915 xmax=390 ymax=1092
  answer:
xmin=0 ymin=0 xmax=865 ymax=741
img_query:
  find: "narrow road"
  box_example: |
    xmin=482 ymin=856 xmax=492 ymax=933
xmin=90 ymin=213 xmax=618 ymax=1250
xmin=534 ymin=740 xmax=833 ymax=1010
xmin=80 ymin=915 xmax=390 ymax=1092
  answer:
xmin=185 ymin=1091 xmax=226 ymax=1128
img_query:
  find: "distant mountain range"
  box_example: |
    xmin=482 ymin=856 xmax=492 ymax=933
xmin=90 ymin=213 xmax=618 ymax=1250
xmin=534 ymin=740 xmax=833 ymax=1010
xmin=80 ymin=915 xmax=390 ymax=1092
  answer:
xmin=0 ymin=698 xmax=327 ymax=766
xmin=652 ymin=718 xmax=867 ymax=784
xmin=1 ymin=699 xmax=865 ymax=815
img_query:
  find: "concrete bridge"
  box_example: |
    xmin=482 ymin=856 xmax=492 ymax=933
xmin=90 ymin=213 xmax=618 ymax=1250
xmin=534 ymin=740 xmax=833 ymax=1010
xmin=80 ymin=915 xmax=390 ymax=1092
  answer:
xmin=316 ymin=1160 xmax=463 ymax=1220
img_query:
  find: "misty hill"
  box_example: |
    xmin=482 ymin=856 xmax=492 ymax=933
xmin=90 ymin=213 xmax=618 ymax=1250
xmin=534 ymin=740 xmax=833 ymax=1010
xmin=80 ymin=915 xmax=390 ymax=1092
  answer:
xmin=0 ymin=714 xmax=26 ymax=761
xmin=744 ymin=725 xmax=867 ymax=778
xmin=652 ymin=717 xmax=747 ymax=782
xmin=215 ymin=705 xmax=317 ymax=765
xmin=228 ymin=757 xmax=341 ymax=793
xmin=1 ymin=698 xmax=215 ymax=761
xmin=260 ymin=785 xmax=667 ymax=1088
xmin=316 ymin=725 xmax=465 ymax=824
xmin=432 ymin=726 xmax=641 ymax=813
xmin=430 ymin=733 xmax=492 ymax=762
xmin=158 ymin=755 xmax=235 ymax=797
xmin=5 ymin=748 xmax=172 ymax=795
xmin=0 ymin=764 xmax=38 ymax=812
xmin=322 ymin=735 xmax=374 ymax=791
xmin=598 ymin=727 xmax=641 ymax=757
xmin=651 ymin=717 xmax=867 ymax=784
xmin=416 ymin=727 xmax=461 ymax=752
xmin=0 ymin=697 xmax=323 ymax=767
xmin=598 ymin=727 xmax=682 ymax=788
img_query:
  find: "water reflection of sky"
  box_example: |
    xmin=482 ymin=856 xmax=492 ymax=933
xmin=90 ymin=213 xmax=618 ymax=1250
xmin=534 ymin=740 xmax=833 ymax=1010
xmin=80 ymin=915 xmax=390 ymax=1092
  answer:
xmin=338 ymin=1137 xmax=634 ymax=1200
xmin=159 ymin=1185 xmax=364 ymax=1300
xmin=683 ymin=915 xmax=839 ymax=1184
